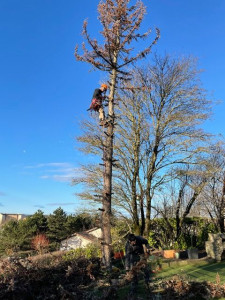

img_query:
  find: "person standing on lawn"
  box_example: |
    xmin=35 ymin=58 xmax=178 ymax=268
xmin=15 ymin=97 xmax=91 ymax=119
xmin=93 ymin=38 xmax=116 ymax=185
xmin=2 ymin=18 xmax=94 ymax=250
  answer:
xmin=125 ymin=233 xmax=152 ymax=290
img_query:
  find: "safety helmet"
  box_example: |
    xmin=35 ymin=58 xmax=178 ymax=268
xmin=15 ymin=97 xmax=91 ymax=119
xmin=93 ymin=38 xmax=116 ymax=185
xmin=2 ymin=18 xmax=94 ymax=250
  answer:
xmin=101 ymin=83 xmax=108 ymax=90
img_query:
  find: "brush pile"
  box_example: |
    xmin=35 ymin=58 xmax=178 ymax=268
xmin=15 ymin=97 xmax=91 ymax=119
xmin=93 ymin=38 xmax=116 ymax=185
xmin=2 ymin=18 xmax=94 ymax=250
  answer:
xmin=1 ymin=255 xmax=225 ymax=299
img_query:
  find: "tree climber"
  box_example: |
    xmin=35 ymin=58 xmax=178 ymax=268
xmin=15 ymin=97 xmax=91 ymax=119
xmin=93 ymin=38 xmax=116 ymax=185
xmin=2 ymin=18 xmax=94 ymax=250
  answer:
xmin=88 ymin=83 xmax=108 ymax=126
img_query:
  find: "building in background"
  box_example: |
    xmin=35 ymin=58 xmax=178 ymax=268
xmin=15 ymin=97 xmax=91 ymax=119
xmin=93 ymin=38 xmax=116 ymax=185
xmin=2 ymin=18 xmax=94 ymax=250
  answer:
xmin=0 ymin=213 xmax=27 ymax=226
xmin=60 ymin=227 xmax=102 ymax=251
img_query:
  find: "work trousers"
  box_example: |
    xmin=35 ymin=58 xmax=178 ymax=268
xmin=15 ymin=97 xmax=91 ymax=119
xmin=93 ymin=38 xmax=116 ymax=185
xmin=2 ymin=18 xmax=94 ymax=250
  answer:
xmin=98 ymin=106 xmax=105 ymax=121
xmin=129 ymin=255 xmax=151 ymax=293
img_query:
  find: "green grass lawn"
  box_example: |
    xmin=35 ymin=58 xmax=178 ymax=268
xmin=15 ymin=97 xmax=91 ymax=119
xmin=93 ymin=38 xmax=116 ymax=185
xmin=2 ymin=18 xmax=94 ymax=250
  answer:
xmin=154 ymin=259 xmax=225 ymax=284
xmin=115 ymin=259 xmax=225 ymax=299
xmin=117 ymin=260 xmax=225 ymax=299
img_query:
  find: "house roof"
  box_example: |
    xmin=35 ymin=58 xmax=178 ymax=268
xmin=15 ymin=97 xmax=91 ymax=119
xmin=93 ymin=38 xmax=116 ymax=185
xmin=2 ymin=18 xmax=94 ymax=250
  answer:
xmin=77 ymin=227 xmax=102 ymax=242
xmin=76 ymin=232 xmax=99 ymax=243
xmin=62 ymin=227 xmax=102 ymax=243
xmin=86 ymin=227 xmax=100 ymax=233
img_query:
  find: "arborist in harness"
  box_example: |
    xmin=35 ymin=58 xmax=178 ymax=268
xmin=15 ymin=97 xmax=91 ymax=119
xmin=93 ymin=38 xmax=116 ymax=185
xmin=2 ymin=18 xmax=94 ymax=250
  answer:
xmin=88 ymin=83 xmax=108 ymax=126
xmin=125 ymin=233 xmax=152 ymax=289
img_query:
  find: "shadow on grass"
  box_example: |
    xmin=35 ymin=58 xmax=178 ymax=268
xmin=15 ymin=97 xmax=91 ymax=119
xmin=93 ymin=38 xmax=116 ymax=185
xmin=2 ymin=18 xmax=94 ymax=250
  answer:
xmin=111 ymin=261 xmax=225 ymax=299
xmin=155 ymin=260 xmax=225 ymax=284
xmin=187 ymin=260 xmax=225 ymax=282
xmin=117 ymin=278 xmax=225 ymax=300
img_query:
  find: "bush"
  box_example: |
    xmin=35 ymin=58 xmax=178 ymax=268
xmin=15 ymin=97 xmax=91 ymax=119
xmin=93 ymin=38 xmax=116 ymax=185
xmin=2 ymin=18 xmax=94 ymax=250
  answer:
xmin=150 ymin=217 xmax=218 ymax=250
xmin=148 ymin=231 xmax=157 ymax=248
xmin=196 ymin=221 xmax=218 ymax=249
xmin=63 ymin=243 xmax=101 ymax=261
xmin=31 ymin=234 xmax=49 ymax=254
xmin=111 ymin=219 xmax=129 ymax=253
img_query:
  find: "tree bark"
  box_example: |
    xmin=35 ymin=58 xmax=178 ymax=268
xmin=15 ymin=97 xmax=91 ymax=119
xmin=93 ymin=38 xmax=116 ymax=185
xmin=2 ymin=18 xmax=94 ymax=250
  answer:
xmin=175 ymin=181 xmax=186 ymax=240
xmin=145 ymin=142 xmax=159 ymax=233
xmin=140 ymin=195 xmax=145 ymax=235
xmin=219 ymin=175 xmax=225 ymax=233
xmin=101 ymin=68 xmax=117 ymax=269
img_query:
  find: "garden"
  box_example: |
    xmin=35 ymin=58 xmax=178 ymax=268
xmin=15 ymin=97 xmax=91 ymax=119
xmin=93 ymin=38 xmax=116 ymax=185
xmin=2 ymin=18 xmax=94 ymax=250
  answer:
xmin=1 ymin=209 xmax=225 ymax=299
xmin=1 ymin=248 xmax=225 ymax=299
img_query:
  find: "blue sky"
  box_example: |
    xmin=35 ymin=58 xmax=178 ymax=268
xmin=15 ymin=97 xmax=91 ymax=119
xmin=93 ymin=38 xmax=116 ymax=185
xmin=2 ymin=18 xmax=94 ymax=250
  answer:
xmin=0 ymin=0 xmax=225 ymax=215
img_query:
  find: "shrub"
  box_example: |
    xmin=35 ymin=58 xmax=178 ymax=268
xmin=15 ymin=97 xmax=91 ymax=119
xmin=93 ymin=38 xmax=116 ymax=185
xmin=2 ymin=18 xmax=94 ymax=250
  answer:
xmin=196 ymin=221 xmax=218 ymax=249
xmin=31 ymin=234 xmax=49 ymax=254
xmin=111 ymin=220 xmax=129 ymax=253
xmin=63 ymin=243 xmax=101 ymax=261
xmin=148 ymin=231 xmax=157 ymax=248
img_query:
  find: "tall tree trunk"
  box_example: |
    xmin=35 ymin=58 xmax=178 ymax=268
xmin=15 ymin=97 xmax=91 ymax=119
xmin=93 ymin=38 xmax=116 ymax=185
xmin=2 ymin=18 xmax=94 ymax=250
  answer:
xmin=145 ymin=143 xmax=159 ymax=233
xmin=131 ymin=117 xmax=141 ymax=234
xmin=137 ymin=176 xmax=145 ymax=235
xmin=131 ymin=182 xmax=140 ymax=234
xmin=175 ymin=194 xmax=182 ymax=241
xmin=101 ymin=68 xmax=117 ymax=269
xmin=175 ymin=181 xmax=186 ymax=240
xmin=145 ymin=182 xmax=152 ymax=234
xmin=219 ymin=175 xmax=225 ymax=233
xmin=140 ymin=195 xmax=145 ymax=235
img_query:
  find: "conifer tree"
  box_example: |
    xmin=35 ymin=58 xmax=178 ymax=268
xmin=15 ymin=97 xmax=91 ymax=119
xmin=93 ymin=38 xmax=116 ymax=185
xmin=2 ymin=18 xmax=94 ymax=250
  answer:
xmin=28 ymin=210 xmax=48 ymax=233
xmin=75 ymin=0 xmax=159 ymax=268
xmin=47 ymin=207 xmax=68 ymax=245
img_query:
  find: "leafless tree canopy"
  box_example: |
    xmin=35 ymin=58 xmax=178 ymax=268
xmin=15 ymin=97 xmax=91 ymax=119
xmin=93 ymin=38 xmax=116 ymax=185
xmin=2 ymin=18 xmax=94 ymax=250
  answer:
xmin=113 ymin=54 xmax=213 ymax=233
xmin=75 ymin=0 xmax=160 ymax=75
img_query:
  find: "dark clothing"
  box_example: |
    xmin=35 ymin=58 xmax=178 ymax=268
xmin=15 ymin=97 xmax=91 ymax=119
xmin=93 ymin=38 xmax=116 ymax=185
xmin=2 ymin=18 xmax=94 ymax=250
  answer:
xmin=89 ymin=88 xmax=105 ymax=118
xmin=125 ymin=236 xmax=150 ymax=270
xmin=125 ymin=236 xmax=151 ymax=291
xmin=92 ymin=88 xmax=104 ymax=102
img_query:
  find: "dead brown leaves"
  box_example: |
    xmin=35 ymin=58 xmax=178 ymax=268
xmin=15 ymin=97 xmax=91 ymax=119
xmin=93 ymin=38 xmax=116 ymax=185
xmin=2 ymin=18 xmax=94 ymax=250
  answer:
xmin=0 ymin=256 xmax=101 ymax=299
xmin=157 ymin=276 xmax=225 ymax=300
